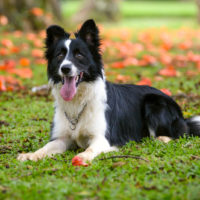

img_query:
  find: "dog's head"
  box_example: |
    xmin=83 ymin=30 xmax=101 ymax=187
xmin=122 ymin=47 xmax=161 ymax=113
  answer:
xmin=45 ymin=19 xmax=103 ymax=101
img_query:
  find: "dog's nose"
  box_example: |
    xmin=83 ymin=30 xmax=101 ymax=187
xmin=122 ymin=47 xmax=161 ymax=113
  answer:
xmin=61 ymin=64 xmax=71 ymax=75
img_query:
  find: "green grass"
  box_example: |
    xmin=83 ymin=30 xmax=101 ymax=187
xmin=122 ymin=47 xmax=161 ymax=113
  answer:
xmin=121 ymin=1 xmax=196 ymax=18
xmin=1 ymin=2 xmax=200 ymax=198
xmin=0 ymin=89 xmax=200 ymax=200
xmin=62 ymin=0 xmax=197 ymax=18
xmin=62 ymin=0 xmax=197 ymax=28
xmin=1 ymin=50 xmax=200 ymax=200
xmin=0 ymin=94 xmax=200 ymax=200
xmin=103 ymin=17 xmax=197 ymax=29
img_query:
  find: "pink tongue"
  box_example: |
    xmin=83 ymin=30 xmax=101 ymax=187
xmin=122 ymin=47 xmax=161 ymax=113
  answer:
xmin=60 ymin=76 xmax=77 ymax=101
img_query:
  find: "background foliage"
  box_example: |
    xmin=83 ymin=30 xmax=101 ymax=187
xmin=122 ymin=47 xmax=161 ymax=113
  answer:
xmin=0 ymin=0 xmax=200 ymax=200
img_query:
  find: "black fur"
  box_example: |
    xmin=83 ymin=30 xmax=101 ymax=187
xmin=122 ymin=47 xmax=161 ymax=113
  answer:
xmin=45 ymin=20 xmax=103 ymax=84
xmin=46 ymin=19 xmax=200 ymax=147
xmin=105 ymin=83 xmax=192 ymax=146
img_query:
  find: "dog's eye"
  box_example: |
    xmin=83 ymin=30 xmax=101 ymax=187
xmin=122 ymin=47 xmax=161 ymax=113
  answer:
xmin=57 ymin=53 xmax=65 ymax=60
xmin=75 ymin=53 xmax=84 ymax=60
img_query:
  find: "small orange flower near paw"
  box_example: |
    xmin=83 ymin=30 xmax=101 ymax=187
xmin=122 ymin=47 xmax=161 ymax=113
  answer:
xmin=72 ymin=156 xmax=89 ymax=167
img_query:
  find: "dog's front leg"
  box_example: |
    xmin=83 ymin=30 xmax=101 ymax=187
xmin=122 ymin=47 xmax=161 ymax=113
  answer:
xmin=17 ymin=137 xmax=71 ymax=161
xmin=72 ymin=136 xmax=118 ymax=166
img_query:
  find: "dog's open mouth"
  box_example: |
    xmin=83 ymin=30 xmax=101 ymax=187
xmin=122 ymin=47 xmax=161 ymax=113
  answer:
xmin=60 ymin=72 xmax=83 ymax=101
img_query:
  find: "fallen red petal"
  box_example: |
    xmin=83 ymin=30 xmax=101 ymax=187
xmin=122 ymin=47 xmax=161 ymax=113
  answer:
xmin=137 ymin=77 xmax=152 ymax=86
xmin=0 ymin=76 xmax=6 ymax=91
xmin=111 ymin=62 xmax=125 ymax=69
xmin=8 ymin=68 xmax=32 ymax=79
xmin=160 ymin=88 xmax=172 ymax=96
xmin=159 ymin=66 xmax=177 ymax=77
xmin=72 ymin=156 xmax=89 ymax=167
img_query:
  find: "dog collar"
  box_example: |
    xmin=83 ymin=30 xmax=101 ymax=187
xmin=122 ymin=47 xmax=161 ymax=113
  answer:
xmin=64 ymin=103 xmax=87 ymax=130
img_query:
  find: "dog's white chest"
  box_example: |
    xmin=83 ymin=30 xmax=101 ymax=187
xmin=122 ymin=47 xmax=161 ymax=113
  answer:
xmin=51 ymin=78 xmax=108 ymax=149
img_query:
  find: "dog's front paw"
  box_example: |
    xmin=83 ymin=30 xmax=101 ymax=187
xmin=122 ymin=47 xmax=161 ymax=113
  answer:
xmin=17 ymin=151 xmax=46 ymax=161
xmin=157 ymin=136 xmax=172 ymax=143
xmin=72 ymin=149 xmax=94 ymax=166
xmin=72 ymin=156 xmax=89 ymax=167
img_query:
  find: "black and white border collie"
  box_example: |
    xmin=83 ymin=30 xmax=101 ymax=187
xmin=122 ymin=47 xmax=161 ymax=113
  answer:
xmin=18 ymin=19 xmax=200 ymax=166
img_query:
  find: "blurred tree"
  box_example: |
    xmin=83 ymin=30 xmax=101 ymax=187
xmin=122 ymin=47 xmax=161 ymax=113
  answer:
xmin=0 ymin=0 xmax=62 ymax=31
xmin=197 ymin=0 xmax=200 ymax=23
xmin=72 ymin=0 xmax=121 ymax=23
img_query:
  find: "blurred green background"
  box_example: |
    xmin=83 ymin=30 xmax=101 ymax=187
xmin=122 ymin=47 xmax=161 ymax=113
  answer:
xmin=0 ymin=0 xmax=198 ymax=30
xmin=62 ymin=0 xmax=197 ymax=28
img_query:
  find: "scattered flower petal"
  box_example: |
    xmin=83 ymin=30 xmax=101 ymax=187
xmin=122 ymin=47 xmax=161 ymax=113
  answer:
xmin=160 ymin=88 xmax=172 ymax=96
xmin=159 ymin=66 xmax=177 ymax=77
xmin=137 ymin=77 xmax=152 ymax=86
xmin=19 ymin=58 xmax=30 ymax=67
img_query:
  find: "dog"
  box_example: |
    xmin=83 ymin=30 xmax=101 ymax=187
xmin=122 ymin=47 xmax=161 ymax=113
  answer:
xmin=18 ymin=19 xmax=200 ymax=166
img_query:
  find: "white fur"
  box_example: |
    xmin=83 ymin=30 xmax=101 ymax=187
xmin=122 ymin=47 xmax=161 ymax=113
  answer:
xmin=101 ymin=69 xmax=106 ymax=80
xmin=17 ymin=138 xmax=69 ymax=161
xmin=18 ymin=77 xmax=118 ymax=162
xmin=59 ymin=60 xmax=77 ymax=77
xmin=51 ymin=77 xmax=108 ymax=147
xmin=65 ymin=39 xmax=71 ymax=50
xmin=157 ymin=136 xmax=171 ymax=143
xmin=48 ymin=79 xmax=54 ymax=88
xmin=190 ymin=116 xmax=200 ymax=124
xmin=58 ymin=39 xmax=77 ymax=76
xmin=148 ymin=126 xmax=156 ymax=138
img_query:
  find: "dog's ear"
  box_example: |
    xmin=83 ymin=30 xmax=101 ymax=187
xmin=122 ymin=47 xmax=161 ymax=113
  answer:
xmin=77 ymin=19 xmax=100 ymax=47
xmin=46 ymin=25 xmax=70 ymax=47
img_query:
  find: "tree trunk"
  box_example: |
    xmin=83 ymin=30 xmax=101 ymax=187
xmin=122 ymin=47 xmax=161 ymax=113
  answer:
xmin=0 ymin=0 xmax=62 ymax=31
xmin=49 ymin=0 xmax=62 ymax=21
xmin=197 ymin=0 xmax=200 ymax=23
xmin=72 ymin=0 xmax=121 ymax=24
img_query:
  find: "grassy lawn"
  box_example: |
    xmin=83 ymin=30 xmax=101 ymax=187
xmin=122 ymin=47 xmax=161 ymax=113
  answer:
xmin=62 ymin=0 xmax=197 ymax=28
xmin=0 ymin=98 xmax=200 ymax=200
xmin=1 ymin=89 xmax=200 ymax=199
xmin=1 ymin=28 xmax=200 ymax=199
xmin=0 ymin=2 xmax=200 ymax=199
xmin=62 ymin=0 xmax=197 ymax=18
xmin=120 ymin=1 xmax=196 ymax=18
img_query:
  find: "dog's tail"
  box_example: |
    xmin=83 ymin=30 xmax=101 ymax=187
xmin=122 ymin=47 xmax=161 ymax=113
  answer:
xmin=186 ymin=116 xmax=200 ymax=137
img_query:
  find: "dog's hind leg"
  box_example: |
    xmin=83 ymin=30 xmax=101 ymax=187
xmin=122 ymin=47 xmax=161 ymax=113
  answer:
xmin=143 ymin=93 xmax=188 ymax=139
xmin=72 ymin=135 xmax=118 ymax=166
xmin=17 ymin=136 xmax=71 ymax=161
xmin=156 ymin=136 xmax=172 ymax=143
